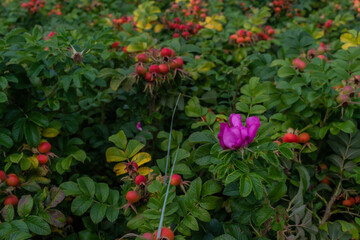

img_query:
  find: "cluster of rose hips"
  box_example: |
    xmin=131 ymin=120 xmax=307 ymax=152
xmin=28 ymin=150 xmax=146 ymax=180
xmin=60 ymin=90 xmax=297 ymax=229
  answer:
xmin=48 ymin=4 xmax=62 ymax=16
xmin=271 ymin=0 xmax=292 ymax=15
xmin=21 ymin=0 xmax=45 ymax=14
xmin=167 ymin=17 xmax=203 ymax=39
xmin=342 ymin=195 xmax=360 ymax=207
xmin=0 ymin=171 xmax=20 ymax=207
xmin=170 ymin=0 xmax=207 ymax=19
xmin=133 ymin=47 xmax=185 ymax=95
xmin=229 ymin=27 xmax=274 ymax=46
xmin=141 ymin=227 xmax=175 ymax=240
xmin=275 ymin=130 xmax=310 ymax=145
xmin=36 ymin=142 xmax=53 ymax=166
xmin=306 ymin=42 xmax=329 ymax=61
xmin=353 ymin=0 xmax=360 ymax=14
xmin=334 ymin=77 xmax=360 ymax=108
xmin=112 ymin=16 xmax=135 ymax=30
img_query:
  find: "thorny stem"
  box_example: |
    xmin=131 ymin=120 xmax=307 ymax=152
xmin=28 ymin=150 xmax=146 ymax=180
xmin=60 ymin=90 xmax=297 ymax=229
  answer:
xmin=319 ymin=135 xmax=352 ymax=225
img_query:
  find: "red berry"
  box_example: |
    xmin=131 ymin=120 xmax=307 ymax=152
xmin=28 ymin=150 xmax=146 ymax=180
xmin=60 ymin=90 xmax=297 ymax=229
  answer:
xmin=149 ymin=65 xmax=160 ymax=73
xmin=355 ymin=196 xmax=360 ymax=203
xmin=298 ymin=132 xmax=310 ymax=143
xmin=38 ymin=142 xmax=52 ymax=153
xmin=37 ymin=154 xmax=49 ymax=165
xmin=349 ymin=197 xmax=356 ymax=205
xmin=337 ymin=94 xmax=350 ymax=104
xmin=126 ymin=191 xmax=140 ymax=203
xmin=173 ymin=58 xmax=183 ymax=68
xmin=160 ymin=48 xmax=174 ymax=58
xmin=182 ymin=31 xmax=190 ymax=38
xmin=274 ymin=7 xmax=281 ymax=13
xmin=153 ymin=227 xmax=174 ymax=240
xmin=135 ymin=175 xmax=146 ymax=185
xmin=0 ymin=170 xmax=6 ymax=182
xmin=170 ymin=174 xmax=182 ymax=186
xmin=145 ymin=72 xmax=152 ymax=81
xmin=137 ymin=53 xmax=148 ymax=63
xmin=136 ymin=65 xmax=147 ymax=75
xmin=4 ymin=195 xmax=18 ymax=206
xmin=325 ymin=20 xmax=332 ymax=29
xmin=143 ymin=232 xmax=153 ymax=240
xmin=158 ymin=64 xmax=169 ymax=74
xmin=320 ymin=176 xmax=331 ymax=185
xmin=123 ymin=46 xmax=128 ymax=54
xmin=173 ymin=33 xmax=180 ymax=38
xmin=131 ymin=162 xmax=139 ymax=170
xmin=283 ymin=133 xmax=299 ymax=143
xmin=343 ymin=199 xmax=353 ymax=207
xmin=267 ymin=28 xmax=275 ymax=36
xmin=6 ymin=174 xmax=19 ymax=186
xmin=292 ymin=58 xmax=306 ymax=71
xmin=111 ymin=42 xmax=120 ymax=48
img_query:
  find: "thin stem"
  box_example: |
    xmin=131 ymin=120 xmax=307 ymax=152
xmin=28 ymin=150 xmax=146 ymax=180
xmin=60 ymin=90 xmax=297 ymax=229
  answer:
xmin=157 ymin=147 xmax=180 ymax=239
xmin=163 ymin=93 xmax=181 ymax=186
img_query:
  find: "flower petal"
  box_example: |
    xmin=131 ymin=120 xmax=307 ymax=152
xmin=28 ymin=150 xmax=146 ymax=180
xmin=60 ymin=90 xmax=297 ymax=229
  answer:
xmin=218 ymin=122 xmax=228 ymax=149
xmin=239 ymin=127 xmax=249 ymax=147
xmin=229 ymin=114 xmax=243 ymax=128
xmin=223 ymin=125 xmax=242 ymax=149
xmin=246 ymin=116 xmax=261 ymax=143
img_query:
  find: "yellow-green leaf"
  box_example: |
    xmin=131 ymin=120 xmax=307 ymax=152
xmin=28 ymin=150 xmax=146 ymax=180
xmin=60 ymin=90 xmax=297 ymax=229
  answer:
xmin=106 ymin=147 xmax=127 ymax=162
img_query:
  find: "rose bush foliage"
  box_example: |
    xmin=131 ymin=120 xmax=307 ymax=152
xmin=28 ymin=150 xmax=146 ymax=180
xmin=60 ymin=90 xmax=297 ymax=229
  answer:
xmin=0 ymin=0 xmax=360 ymax=239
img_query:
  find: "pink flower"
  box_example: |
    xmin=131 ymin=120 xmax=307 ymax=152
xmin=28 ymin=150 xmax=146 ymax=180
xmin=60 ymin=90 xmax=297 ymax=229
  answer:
xmin=217 ymin=114 xmax=261 ymax=150
xmin=136 ymin=122 xmax=142 ymax=131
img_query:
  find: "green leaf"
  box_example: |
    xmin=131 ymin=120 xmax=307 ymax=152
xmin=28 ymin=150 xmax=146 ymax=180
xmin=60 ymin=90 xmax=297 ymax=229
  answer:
xmin=200 ymin=196 xmax=222 ymax=210
xmin=23 ymin=121 xmax=40 ymax=147
xmin=249 ymin=77 xmax=260 ymax=90
xmin=47 ymin=187 xmax=65 ymax=208
xmin=109 ymin=130 xmax=127 ymax=149
xmin=0 ymin=92 xmax=8 ymax=103
xmin=90 ymin=203 xmax=107 ymax=224
xmin=1 ymin=204 xmax=14 ymax=222
xmin=17 ymin=195 xmax=33 ymax=218
xmin=106 ymin=207 xmax=119 ymax=222
xmin=255 ymin=207 xmax=274 ymax=226
xmin=61 ymin=156 xmax=72 ymax=170
xmin=60 ymin=181 xmax=82 ymax=196
xmin=42 ymin=209 xmax=66 ymax=228
xmin=191 ymin=207 xmax=211 ymax=222
xmin=95 ymin=183 xmax=109 ymax=202
xmin=336 ymin=120 xmax=356 ymax=134
xmin=278 ymin=66 xmax=296 ymax=78
xmin=183 ymin=215 xmax=199 ymax=231
xmin=225 ymin=171 xmax=242 ymax=185
xmin=201 ymin=180 xmax=222 ymax=197
xmin=125 ymin=140 xmax=145 ymax=158
xmin=249 ymin=105 xmax=266 ymax=115
xmin=188 ymin=132 xmax=215 ymax=144
xmin=185 ymin=96 xmax=207 ymax=117
xmin=107 ymin=189 xmax=120 ymax=205
xmin=20 ymin=157 xmax=31 ymax=171
xmin=279 ymin=146 xmax=294 ymax=159
xmin=250 ymin=174 xmax=263 ymax=200
xmin=25 ymin=215 xmax=51 ymax=235
xmin=28 ymin=112 xmax=49 ymax=128
xmin=72 ymin=150 xmax=86 ymax=163
xmin=71 ymin=196 xmax=93 ymax=216
xmin=239 ymin=175 xmax=252 ymax=197
xmin=77 ymin=177 xmax=95 ymax=197
xmin=187 ymin=177 xmax=202 ymax=202
xmin=0 ymin=133 xmax=13 ymax=148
